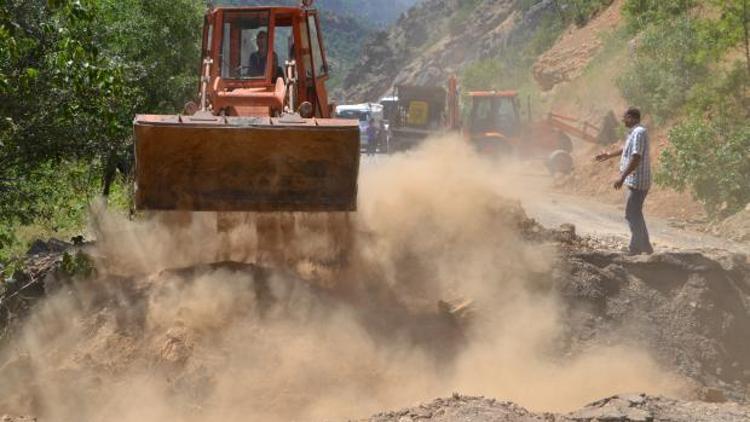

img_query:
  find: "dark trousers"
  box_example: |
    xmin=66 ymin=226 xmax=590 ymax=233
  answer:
xmin=366 ymin=140 xmax=376 ymax=155
xmin=625 ymin=187 xmax=653 ymax=254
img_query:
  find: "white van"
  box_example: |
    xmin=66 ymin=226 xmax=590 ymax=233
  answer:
xmin=335 ymin=103 xmax=384 ymax=151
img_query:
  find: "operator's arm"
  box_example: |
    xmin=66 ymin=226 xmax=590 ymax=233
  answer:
xmin=595 ymin=148 xmax=623 ymax=162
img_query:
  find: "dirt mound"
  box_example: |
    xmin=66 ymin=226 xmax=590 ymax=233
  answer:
xmin=362 ymin=394 xmax=750 ymax=421
xmin=714 ymin=206 xmax=750 ymax=243
xmin=3 ymin=229 xmax=748 ymax=420
xmin=558 ymin=251 xmax=750 ymax=402
xmin=362 ymin=394 xmax=545 ymax=421
xmin=568 ymin=394 xmax=750 ymax=421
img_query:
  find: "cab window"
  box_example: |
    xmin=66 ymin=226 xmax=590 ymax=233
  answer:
xmin=471 ymin=99 xmax=494 ymax=132
xmin=220 ymin=11 xmax=270 ymax=80
xmin=493 ymin=97 xmax=519 ymax=134
xmin=307 ymin=14 xmax=327 ymax=77
xmin=273 ymin=13 xmax=295 ymax=80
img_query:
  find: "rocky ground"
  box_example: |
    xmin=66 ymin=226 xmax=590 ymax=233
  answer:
xmin=714 ymin=205 xmax=750 ymax=244
xmin=361 ymin=393 xmax=750 ymax=421
xmin=0 ymin=417 xmax=36 ymax=422
xmin=558 ymin=250 xmax=750 ymax=401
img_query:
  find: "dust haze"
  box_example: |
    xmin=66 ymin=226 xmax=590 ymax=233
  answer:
xmin=0 ymin=136 xmax=686 ymax=421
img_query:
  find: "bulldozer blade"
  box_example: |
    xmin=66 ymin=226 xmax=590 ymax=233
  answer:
xmin=133 ymin=115 xmax=360 ymax=212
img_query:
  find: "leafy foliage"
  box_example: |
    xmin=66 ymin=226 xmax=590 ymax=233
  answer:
xmin=0 ymin=0 xmax=203 ymax=264
xmin=566 ymin=0 xmax=616 ymax=26
xmin=1 ymin=0 xmax=129 ymax=220
xmin=657 ymin=120 xmax=750 ymax=217
xmin=61 ymin=250 xmax=95 ymax=278
xmin=621 ymin=0 xmax=750 ymax=215
xmin=616 ymin=19 xmax=717 ymax=123
xmin=622 ymin=0 xmax=697 ymax=30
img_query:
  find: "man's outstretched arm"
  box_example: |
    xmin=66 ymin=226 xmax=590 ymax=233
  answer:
xmin=595 ymin=148 xmax=623 ymax=162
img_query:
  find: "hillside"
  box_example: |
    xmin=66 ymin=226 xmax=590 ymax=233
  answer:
xmin=312 ymin=0 xmax=420 ymax=27
xmin=340 ymin=0 xmax=563 ymax=102
xmin=218 ymin=0 xmax=419 ymax=25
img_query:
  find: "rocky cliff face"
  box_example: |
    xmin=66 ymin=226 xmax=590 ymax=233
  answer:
xmin=340 ymin=0 xmax=559 ymax=102
xmin=313 ymin=0 xmax=421 ymax=27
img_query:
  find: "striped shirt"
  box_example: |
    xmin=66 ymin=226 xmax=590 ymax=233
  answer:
xmin=620 ymin=125 xmax=651 ymax=190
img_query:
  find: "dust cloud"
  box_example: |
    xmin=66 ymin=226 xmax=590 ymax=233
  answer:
xmin=0 ymin=136 xmax=686 ymax=421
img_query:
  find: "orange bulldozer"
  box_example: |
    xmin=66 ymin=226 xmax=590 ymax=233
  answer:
xmin=133 ymin=0 xmax=360 ymax=213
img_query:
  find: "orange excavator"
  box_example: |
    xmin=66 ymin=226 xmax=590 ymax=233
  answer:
xmin=133 ymin=0 xmax=360 ymax=213
xmin=457 ymin=89 xmax=606 ymax=174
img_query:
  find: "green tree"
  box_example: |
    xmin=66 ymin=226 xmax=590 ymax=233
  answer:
xmin=1 ymin=0 xmax=131 ymax=221
xmin=658 ymin=120 xmax=750 ymax=217
xmin=0 ymin=0 xmax=203 ymax=260
xmin=616 ymin=19 xmax=717 ymax=122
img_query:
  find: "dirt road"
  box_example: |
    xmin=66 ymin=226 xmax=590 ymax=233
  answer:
xmin=524 ymin=191 xmax=750 ymax=254
xmin=361 ymin=153 xmax=749 ymax=254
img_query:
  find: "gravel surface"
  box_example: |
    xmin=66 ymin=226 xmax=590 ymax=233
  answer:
xmin=361 ymin=393 xmax=750 ymax=421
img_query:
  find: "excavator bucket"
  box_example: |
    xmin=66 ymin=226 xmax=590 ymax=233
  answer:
xmin=133 ymin=114 xmax=360 ymax=212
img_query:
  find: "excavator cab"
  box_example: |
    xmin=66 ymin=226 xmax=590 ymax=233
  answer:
xmin=465 ymin=91 xmax=575 ymax=173
xmin=465 ymin=91 xmax=521 ymax=155
xmin=133 ymin=2 xmax=359 ymax=212
xmin=467 ymin=92 xmax=521 ymax=137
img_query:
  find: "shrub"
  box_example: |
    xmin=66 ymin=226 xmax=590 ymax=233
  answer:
xmin=657 ymin=120 xmax=750 ymax=217
xmin=622 ymin=0 xmax=696 ymax=31
xmin=616 ymin=19 xmax=718 ymax=122
xmin=569 ymin=0 xmax=616 ymax=27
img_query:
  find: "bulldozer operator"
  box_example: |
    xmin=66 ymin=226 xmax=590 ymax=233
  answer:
xmin=247 ymin=30 xmax=283 ymax=80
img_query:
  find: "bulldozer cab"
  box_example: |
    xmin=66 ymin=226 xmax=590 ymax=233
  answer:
xmin=210 ymin=12 xmax=279 ymax=80
xmin=133 ymin=3 xmax=360 ymax=212
xmin=201 ymin=5 xmax=332 ymax=117
xmin=467 ymin=92 xmax=521 ymax=137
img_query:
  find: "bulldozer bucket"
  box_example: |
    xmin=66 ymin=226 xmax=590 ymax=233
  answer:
xmin=133 ymin=115 xmax=360 ymax=212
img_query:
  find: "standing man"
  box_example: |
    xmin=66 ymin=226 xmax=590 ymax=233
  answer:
xmin=596 ymin=107 xmax=654 ymax=255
